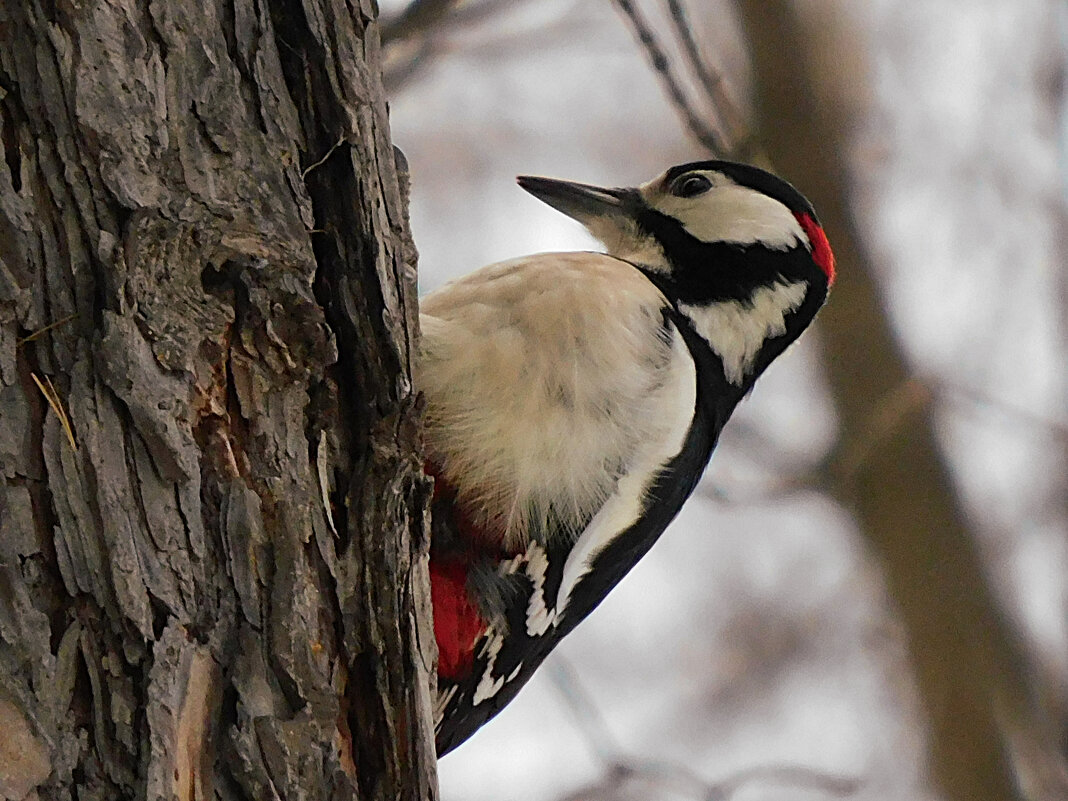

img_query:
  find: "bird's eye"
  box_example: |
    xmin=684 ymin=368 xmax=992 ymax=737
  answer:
xmin=671 ymin=173 xmax=712 ymax=198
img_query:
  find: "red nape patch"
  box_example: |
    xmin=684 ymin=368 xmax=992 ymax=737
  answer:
xmin=795 ymin=212 xmax=836 ymax=286
xmin=429 ymin=559 xmax=486 ymax=679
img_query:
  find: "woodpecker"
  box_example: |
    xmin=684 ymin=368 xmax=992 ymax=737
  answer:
xmin=417 ymin=160 xmax=835 ymax=756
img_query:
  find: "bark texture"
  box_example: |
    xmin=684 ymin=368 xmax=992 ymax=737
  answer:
xmin=0 ymin=0 xmax=437 ymax=799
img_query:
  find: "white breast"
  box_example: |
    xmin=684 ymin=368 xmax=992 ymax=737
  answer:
xmin=417 ymin=252 xmax=695 ymax=550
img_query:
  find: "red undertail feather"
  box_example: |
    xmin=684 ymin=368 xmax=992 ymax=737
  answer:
xmin=795 ymin=212 xmax=836 ymax=286
xmin=426 ymin=460 xmax=489 ymax=679
xmin=429 ymin=558 xmax=486 ymax=679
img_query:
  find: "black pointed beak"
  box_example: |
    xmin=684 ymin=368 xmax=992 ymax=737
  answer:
xmin=516 ymin=176 xmax=636 ymax=223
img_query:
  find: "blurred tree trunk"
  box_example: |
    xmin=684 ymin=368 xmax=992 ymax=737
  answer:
xmin=0 ymin=1 xmax=438 ymax=799
xmin=1051 ymin=23 xmax=1068 ymax=774
xmin=732 ymin=2 xmax=1058 ymax=799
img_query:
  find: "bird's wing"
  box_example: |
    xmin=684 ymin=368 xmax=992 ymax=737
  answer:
xmin=419 ymin=252 xmax=709 ymax=755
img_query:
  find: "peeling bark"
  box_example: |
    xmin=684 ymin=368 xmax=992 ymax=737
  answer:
xmin=0 ymin=0 xmax=437 ymax=799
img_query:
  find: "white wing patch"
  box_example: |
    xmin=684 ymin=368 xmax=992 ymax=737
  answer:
xmin=524 ymin=543 xmax=554 ymax=637
xmin=680 ymin=281 xmax=808 ymax=386
xmin=485 ymin=541 xmax=556 ymax=637
xmin=472 ymin=629 xmax=507 ymax=704
xmin=555 ymin=330 xmax=697 ymax=615
xmin=437 ymin=542 xmax=555 ymax=717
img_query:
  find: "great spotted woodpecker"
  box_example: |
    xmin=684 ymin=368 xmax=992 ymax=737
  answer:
xmin=416 ymin=161 xmax=835 ymax=755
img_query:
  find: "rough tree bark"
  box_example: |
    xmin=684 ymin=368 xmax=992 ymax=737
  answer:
xmin=0 ymin=0 xmax=438 ymax=799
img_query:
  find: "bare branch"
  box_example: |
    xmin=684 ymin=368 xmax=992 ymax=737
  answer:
xmin=382 ymin=0 xmax=527 ymax=93
xmin=550 ymin=657 xmax=859 ymax=801
xmin=708 ymin=763 xmax=859 ymax=800
xmin=448 ymin=0 xmax=524 ymax=26
xmin=698 ymin=475 xmax=812 ymax=506
xmin=612 ymin=0 xmax=729 ymax=156
xmin=663 ymin=0 xmax=750 ymax=155
xmin=548 ymin=659 xmax=624 ymax=765
xmin=826 ymin=377 xmax=932 ymax=489
xmin=933 ymin=376 xmax=1068 ymax=442
xmin=384 ymin=38 xmax=442 ymax=95
xmin=698 ymin=367 xmax=1068 ymax=512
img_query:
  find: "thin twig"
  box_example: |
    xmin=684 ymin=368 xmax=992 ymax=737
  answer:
xmin=384 ymin=37 xmax=440 ymax=95
xmin=820 ymin=372 xmax=1068 ymax=495
xmin=382 ymin=0 xmax=528 ymax=94
xmin=663 ymin=0 xmax=749 ymax=156
xmin=16 ymin=313 xmax=77 ymax=346
xmin=698 ymin=473 xmax=813 ymax=506
xmin=828 ymin=377 xmax=931 ymax=486
xmin=448 ymin=0 xmax=522 ymax=26
xmin=550 ymin=656 xmax=859 ymax=801
xmin=302 ymin=135 xmax=345 ymax=179
xmin=707 ymin=762 xmax=860 ymax=800
xmin=383 ymin=0 xmax=521 ymax=42
xmin=31 ymin=373 xmax=77 ymax=452
xmin=612 ymin=0 xmax=729 ymax=156
xmin=549 ymin=658 xmax=624 ymax=764
xmin=933 ymin=376 xmax=1068 ymax=441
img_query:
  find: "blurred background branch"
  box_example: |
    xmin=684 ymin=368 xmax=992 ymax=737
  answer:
xmin=611 ymin=0 xmax=731 ymax=156
xmin=382 ymin=0 xmax=465 ymax=44
xmin=610 ymin=0 xmax=1067 ymax=796
xmin=663 ymin=0 xmax=748 ymax=155
xmin=382 ymin=0 xmax=527 ymax=92
xmin=730 ymin=3 xmax=1064 ymax=798
xmin=550 ymin=660 xmax=860 ymax=801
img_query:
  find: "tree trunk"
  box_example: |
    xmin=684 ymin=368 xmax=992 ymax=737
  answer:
xmin=732 ymin=2 xmax=1055 ymax=798
xmin=0 ymin=0 xmax=438 ymax=799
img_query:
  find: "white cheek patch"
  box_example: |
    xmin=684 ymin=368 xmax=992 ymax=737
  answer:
xmin=681 ymin=281 xmax=808 ymax=385
xmin=651 ymin=184 xmax=808 ymax=252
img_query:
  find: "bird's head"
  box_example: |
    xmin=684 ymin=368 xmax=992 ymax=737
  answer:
xmin=517 ymin=160 xmax=835 ymax=385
